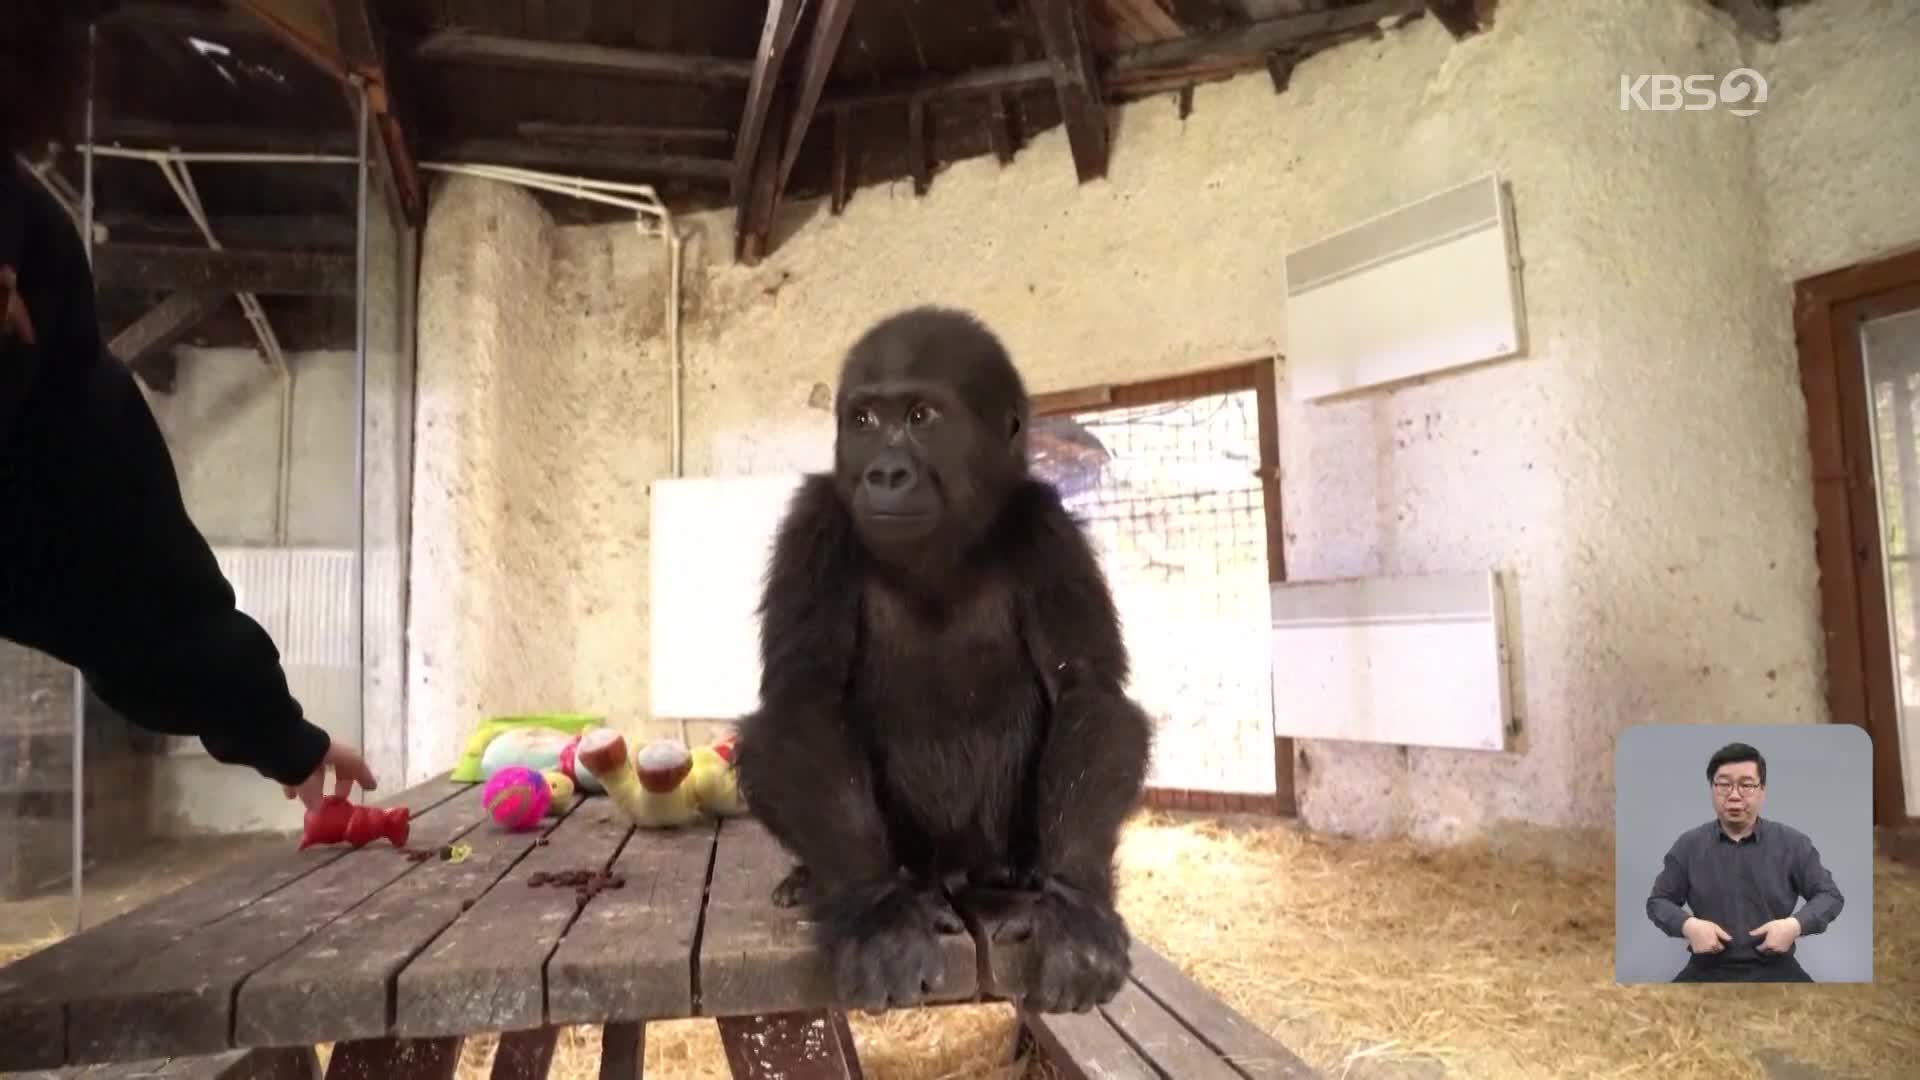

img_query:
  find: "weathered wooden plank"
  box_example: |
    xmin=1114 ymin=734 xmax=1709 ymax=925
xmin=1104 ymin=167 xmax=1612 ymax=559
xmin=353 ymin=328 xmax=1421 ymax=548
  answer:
xmin=486 ymin=1027 xmax=559 ymax=1080
xmin=425 ymin=138 xmax=733 ymax=181
xmin=1125 ymin=943 xmax=1318 ymax=1079
xmin=107 ymin=290 xmax=227 ymax=365
xmin=0 ymin=776 xmax=468 ymax=1072
xmin=391 ymin=797 xmax=632 ymax=1037
xmin=546 ymin=821 xmax=715 ymax=1024
xmin=91 ymin=245 xmax=356 ymax=297
xmin=1024 ymin=1008 xmax=1157 ymax=1080
xmin=161 ymin=1047 xmax=322 ymax=1079
xmin=697 ymin=818 xmax=977 ymax=1016
xmin=828 ymin=109 xmax=851 ymax=215
xmin=235 ymin=793 xmax=566 ymax=1046
xmin=65 ymin=787 xmax=489 ymax=1063
xmin=320 ymin=1037 xmax=462 ymax=1080
xmin=1098 ymin=980 xmax=1245 ymax=1080
xmin=596 ymin=1022 xmax=644 ymax=1080
xmin=714 ymin=1010 xmax=864 ymax=1080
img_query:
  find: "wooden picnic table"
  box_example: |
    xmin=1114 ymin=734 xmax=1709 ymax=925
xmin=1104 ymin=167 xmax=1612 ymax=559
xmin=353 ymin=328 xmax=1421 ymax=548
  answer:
xmin=0 ymin=772 xmax=1006 ymax=1079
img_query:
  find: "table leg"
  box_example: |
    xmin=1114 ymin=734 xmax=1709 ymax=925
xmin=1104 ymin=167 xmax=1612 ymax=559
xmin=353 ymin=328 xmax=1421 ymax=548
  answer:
xmin=323 ymin=1036 xmax=463 ymax=1080
xmin=598 ymin=1021 xmax=646 ymax=1080
xmin=489 ymin=1026 xmax=561 ymax=1079
xmin=715 ymin=1010 xmax=863 ymax=1080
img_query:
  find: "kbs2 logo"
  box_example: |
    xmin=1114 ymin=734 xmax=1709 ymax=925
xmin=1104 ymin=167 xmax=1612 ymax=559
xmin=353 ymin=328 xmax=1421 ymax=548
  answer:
xmin=1619 ymin=69 xmax=1769 ymax=116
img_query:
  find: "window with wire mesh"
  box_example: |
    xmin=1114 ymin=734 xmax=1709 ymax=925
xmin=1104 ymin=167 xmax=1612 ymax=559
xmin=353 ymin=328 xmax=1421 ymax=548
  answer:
xmin=1028 ymin=388 xmax=1277 ymax=797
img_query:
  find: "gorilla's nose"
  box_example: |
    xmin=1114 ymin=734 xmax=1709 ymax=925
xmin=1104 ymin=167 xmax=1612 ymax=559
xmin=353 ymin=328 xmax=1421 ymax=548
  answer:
xmin=863 ymin=451 xmax=918 ymax=501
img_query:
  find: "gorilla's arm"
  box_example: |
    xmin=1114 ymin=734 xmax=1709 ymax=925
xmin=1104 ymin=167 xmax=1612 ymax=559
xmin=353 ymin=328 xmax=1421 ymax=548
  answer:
xmin=734 ymin=474 xmax=895 ymax=890
xmin=1002 ymin=481 xmax=1152 ymax=1011
xmin=1012 ymin=482 xmax=1152 ymax=892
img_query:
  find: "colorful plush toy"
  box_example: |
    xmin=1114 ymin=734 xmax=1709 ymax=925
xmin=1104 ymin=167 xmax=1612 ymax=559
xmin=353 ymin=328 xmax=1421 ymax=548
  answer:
xmin=689 ymin=733 xmax=747 ymax=817
xmin=574 ymin=730 xmax=703 ymax=828
xmin=451 ymin=713 xmax=601 ymax=782
xmin=481 ymin=766 xmax=577 ymax=831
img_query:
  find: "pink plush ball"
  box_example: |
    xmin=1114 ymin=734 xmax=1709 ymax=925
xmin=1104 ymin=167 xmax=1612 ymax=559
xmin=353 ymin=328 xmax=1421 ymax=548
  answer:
xmin=482 ymin=766 xmax=550 ymax=831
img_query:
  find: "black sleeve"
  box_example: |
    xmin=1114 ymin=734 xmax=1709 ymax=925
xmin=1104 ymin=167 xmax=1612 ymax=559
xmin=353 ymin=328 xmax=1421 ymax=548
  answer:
xmin=0 ymin=166 xmax=332 ymax=788
xmin=1645 ymin=835 xmax=1693 ymax=938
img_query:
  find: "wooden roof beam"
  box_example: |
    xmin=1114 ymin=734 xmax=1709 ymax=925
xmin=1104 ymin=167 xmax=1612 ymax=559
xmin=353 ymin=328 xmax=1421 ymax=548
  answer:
xmin=108 ymin=289 xmax=229 ymax=394
xmin=732 ymin=0 xmax=808 ymax=261
xmin=415 ymin=31 xmax=756 ymax=85
xmin=775 ymin=0 xmax=860 ymax=196
xmin=92 ymin=244 xmax=356 ymax=297
xmin=819 ymin=1 xmax=1424 ymax=112
xmin=1028 ymin=0 xmax=1110 ymax=184
xmin=427 ymin=139 xmax=733 ymax=182
xmin=328 ymin=0 xmax=426 ymax=225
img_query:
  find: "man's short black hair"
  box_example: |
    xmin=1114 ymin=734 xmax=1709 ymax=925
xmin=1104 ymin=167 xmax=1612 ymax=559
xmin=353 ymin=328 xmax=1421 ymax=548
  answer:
xmin=1706 ymin=741 xmax=1766 ymax=785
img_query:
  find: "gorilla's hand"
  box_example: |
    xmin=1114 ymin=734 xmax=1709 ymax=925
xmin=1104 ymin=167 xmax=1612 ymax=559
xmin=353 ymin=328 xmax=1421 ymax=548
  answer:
xmin=820 ymin=880 xmax=960 ymax=1010
xmin=1022 ymin=877 xmax=1131 ymax=1014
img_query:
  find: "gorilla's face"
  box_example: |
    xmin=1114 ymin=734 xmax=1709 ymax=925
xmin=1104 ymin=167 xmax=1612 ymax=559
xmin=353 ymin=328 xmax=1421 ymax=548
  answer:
xmin=832 ymin=308 xmax=1030 ymax=559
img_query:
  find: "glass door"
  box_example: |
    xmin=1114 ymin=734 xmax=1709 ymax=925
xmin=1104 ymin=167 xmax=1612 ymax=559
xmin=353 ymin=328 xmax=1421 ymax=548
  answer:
xmin=1861 ymin=299 xmax=1920 ymax=817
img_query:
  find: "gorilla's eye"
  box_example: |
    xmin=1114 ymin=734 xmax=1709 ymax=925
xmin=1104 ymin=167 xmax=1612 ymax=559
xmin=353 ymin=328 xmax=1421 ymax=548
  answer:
xmin=907 ymin=403 xmax=939 ymax=427
xmin=851 ymin=407 xmax=878 ymax=429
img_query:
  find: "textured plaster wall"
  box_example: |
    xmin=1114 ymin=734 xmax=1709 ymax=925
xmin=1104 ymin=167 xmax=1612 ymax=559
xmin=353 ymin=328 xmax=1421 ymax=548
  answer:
xmin=407 ymin=0 xmax=1911 ymax=842
xmin=1754 ymin=0 xmax=1920 ymax=280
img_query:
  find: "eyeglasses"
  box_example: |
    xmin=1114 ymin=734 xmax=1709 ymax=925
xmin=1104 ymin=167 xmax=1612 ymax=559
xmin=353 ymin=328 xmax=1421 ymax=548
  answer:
xmin=1711 ymin=779 xmax=1761 ymax=795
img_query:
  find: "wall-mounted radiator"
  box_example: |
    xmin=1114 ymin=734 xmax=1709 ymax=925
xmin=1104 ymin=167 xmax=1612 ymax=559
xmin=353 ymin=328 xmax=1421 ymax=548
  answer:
xmin=649 ymin=474 xmax=807 ymax=721
xmin=1283 ymin=172 xmax=1526 ymax=401
xmin=1269 ymin=570 xmax=1513 ymax=752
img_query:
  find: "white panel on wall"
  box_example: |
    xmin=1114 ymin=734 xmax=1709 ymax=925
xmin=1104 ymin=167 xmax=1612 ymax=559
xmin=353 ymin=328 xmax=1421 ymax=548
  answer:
xmin=1284 ymin=172 xmax=1526 ymax=402
xmin=1270 ymin=570 xmax=1512 ymax=752
xmin=650 ymin=473 xmax=808 ymax=720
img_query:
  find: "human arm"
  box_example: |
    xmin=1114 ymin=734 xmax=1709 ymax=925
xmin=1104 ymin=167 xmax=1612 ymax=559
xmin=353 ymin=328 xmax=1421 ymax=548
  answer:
xmin=1645 ymin=841 xmax=1694 ymax=938
xmin=0 ymin=166 xmax=344 ymax=793
xmin=1787 ymin=834 xmax=1844 ymax=935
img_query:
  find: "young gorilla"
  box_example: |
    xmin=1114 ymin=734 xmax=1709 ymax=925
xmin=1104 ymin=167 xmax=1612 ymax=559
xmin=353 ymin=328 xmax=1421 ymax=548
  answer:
xmin=733 ymin=306 xmax=1153 ymax=1015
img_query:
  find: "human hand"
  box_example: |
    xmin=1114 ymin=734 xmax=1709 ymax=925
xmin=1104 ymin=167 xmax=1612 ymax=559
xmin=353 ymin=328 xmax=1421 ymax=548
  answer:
xmin=1682 ymin=916 xmax=1731 ymax=954
xmin=283 ymin=740 xmax=378 ymax=812
xmin=1 ymin=265 xmax=35 ymax=345
xmin=1749 ymin=917 xmax=1801 ymax=954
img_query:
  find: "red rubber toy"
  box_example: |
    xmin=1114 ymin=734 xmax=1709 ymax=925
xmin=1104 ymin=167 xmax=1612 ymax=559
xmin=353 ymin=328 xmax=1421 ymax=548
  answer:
xmin=299 ymin=796 xmax=412 ymax=850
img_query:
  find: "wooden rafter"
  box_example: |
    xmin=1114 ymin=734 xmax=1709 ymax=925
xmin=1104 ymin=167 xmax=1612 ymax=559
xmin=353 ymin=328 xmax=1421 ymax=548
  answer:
xmin=775 ymin=0 xmax=860 ymax=197
xmin=328 ymin=0 xmax=425 ymax=224
xmin=415 ymin=31 xmax=755 ymax=84
xmin=1028 ymin=0 xmax=1110 ymax=184
xmin=226 ymin=0 xmax=425 ymax=225
xmin=732 ymin=0 xmax=808 ymax=261
xmin=107 ymin=289 xmax=227 ymax=365
xmin=429 ymin=139 xmax=733 ymax=182
xmin=92 ymin=244 xmax=356 ymax=296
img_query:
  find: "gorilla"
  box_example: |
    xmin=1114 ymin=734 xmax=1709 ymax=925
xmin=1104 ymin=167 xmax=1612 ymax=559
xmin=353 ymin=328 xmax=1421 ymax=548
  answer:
xmin=733 ymin=306 xmax=1153 ymax=1015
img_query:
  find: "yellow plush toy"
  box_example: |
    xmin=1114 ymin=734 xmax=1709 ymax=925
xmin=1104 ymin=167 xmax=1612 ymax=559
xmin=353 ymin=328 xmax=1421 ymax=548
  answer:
xmin=575 ymin=729 xmax=703 ymax=828
xmin=689 ymin=733 xmax=747 ymax=817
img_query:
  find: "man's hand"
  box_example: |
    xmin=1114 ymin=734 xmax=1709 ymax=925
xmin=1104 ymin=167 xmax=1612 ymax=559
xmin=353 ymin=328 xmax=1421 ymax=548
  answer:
xmin=283 ymin=740 xmax=378 ymax=812
xmin=1750 ymin=917 xmax=1802 ymax=954
xmin=1682 ymin=916 xmax=1732 ymax=954
xmin=1 ymin=265 xmax=36 ymax=345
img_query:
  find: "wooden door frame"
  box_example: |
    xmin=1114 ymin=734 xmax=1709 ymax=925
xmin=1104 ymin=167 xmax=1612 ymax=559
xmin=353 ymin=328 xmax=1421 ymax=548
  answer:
xmin=1794 ymin=243 xmax=1920 ymax=829
xmin=1032 ymin=359 xmax=1297 ymax=817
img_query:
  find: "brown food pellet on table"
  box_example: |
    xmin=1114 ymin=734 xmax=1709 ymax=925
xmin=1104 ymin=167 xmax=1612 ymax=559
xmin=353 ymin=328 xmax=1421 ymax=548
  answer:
xmin=529 ymin=872 xmax=549 ymax=886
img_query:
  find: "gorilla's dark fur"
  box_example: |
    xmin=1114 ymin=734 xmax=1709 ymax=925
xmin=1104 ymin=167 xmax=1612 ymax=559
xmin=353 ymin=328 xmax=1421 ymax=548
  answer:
xmin=733 ymin=306 xmax=1153 ymax=1014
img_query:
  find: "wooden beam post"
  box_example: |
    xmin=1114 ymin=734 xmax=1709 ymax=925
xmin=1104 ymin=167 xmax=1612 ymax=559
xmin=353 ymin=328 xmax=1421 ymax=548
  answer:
xmin=774 ymin=0 xmax=860 ymax=197
xmin=1424 ymin=0 xmax=1494 ymax=39
xmin=328 ymin=0 xmax=426 ymax=225
xmin=732 ymin=0 xmax=806 ymax=262
xmin=107 ymin=289 xmax=228 ymax=366
xmin=829 ymin=108 xmax=852 ymax=215
xmin=1027 ymin=0 xmax=1110 ymax=184
xmin=415 ymin=31 xmax=756 ymax=84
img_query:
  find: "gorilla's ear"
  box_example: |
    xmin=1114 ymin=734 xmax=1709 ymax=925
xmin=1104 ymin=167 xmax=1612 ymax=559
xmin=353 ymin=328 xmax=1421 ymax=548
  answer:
xmin=1007 ymin=412 xmax=1023 ymax=439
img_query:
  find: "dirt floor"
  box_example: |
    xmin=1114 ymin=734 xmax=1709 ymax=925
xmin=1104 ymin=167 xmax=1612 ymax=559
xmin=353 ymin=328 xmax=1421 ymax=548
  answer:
xmin=6 ymin=812 xmax=1916 ymax=1079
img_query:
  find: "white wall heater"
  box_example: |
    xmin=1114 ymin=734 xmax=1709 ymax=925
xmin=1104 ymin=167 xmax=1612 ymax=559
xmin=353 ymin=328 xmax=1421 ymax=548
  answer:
xmin=649 ymin=473 xmax=807 ymax=721
xmin=1270 ymin=570 xmax=1513 ymax=752
xmin=1283 ymin=172 xmax=1526 ymax=402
